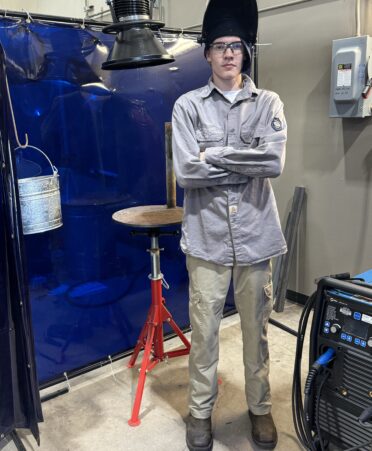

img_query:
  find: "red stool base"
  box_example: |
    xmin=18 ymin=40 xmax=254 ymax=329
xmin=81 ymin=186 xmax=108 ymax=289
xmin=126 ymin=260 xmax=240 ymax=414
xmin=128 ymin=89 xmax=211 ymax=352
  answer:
xmin=128 ymin=278 xmax=190 ymax=426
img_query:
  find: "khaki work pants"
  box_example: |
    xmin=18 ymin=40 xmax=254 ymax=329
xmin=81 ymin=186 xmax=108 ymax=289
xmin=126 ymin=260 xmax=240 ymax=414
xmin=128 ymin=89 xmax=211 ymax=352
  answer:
xmin=186 ymin=255 xmax=273 ymax=419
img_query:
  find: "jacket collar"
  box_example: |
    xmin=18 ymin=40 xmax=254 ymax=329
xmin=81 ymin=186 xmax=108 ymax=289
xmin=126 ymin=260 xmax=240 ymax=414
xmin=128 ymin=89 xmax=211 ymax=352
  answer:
xmin=201 ymin=74 xmax=258 ymax=100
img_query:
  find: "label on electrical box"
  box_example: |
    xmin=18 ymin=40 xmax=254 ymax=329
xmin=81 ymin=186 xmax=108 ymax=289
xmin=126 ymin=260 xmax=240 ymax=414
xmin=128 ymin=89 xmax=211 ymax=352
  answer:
xmin=337 ymin=63 xmax=352 ymax=87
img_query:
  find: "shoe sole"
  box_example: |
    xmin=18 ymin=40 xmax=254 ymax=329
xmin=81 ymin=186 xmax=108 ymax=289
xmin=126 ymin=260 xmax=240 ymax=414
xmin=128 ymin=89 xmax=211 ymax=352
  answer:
xmin=186 ymin=438 xmax=213 ymax=451
xmin=251 ymin=437 xmax=277 ymax=450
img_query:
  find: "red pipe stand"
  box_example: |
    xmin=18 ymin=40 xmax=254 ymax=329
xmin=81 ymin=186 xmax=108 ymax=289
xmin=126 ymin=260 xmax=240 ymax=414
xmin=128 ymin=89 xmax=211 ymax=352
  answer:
xmin=127 ymin=231 xmax=190 ymax=426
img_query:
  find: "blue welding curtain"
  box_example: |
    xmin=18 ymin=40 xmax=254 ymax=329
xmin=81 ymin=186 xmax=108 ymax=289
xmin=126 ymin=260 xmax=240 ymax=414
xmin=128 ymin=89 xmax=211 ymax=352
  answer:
xmin=0 ymin=44 xmax=43 ymax=443
xmin=0 ymin=16 xmax=237 ymax=390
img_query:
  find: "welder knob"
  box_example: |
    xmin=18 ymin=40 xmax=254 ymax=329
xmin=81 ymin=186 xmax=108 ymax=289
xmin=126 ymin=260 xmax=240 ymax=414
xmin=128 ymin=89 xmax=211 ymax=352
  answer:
xmin=368 ymin=338 xmax=372 ymax=348
xmin=330 ymin=324 xmax=341 ymax=334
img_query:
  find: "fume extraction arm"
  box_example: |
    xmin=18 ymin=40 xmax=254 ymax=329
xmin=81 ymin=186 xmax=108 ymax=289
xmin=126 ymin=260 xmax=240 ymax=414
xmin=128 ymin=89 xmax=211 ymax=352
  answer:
xmin=102 ymin=0 xmax=175 ymax=69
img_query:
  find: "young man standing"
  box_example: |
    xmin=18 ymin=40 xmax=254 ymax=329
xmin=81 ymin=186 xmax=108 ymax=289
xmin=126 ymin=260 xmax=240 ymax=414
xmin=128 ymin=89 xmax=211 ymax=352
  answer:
xmin=172 ymin=1 xmax=287 ymax=449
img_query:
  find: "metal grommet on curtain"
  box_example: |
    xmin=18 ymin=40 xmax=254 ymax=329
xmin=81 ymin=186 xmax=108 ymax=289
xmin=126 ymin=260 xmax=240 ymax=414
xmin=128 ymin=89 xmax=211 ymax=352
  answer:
xmin=21 ymin=8 xmax=34 ymax=23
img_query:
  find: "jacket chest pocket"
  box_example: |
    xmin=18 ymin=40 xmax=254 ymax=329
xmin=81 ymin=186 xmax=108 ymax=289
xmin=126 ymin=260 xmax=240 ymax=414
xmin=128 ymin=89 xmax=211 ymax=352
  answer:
xmin=195 ymin=126 xmax=224 ymax=147
xmin=240 ymin=126 xmax=261 ymax=148
xmin=240 ymin=126 xmax=255 ymax=144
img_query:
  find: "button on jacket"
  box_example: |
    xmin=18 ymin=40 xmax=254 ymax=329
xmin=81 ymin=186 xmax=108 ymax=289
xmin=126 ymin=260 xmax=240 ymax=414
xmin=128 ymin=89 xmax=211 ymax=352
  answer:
xmin=172 ymin=75 xmax=287 ymax=266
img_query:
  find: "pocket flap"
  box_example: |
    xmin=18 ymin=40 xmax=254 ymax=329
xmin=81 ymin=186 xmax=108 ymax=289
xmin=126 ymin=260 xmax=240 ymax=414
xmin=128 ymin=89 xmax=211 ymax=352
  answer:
xmin=196 ymin=126 xmax=224 ymax=142
xmin=240 ymin=127 xmax=254 ymax=144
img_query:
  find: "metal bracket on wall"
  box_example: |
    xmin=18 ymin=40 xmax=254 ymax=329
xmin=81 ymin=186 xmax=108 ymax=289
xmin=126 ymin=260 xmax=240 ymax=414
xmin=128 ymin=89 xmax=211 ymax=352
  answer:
xmin=273 ymin=186 xmax=306 ymax=313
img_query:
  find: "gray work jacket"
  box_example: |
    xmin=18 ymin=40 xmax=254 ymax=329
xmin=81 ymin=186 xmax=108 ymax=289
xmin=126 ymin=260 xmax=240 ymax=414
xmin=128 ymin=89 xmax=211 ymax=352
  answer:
xmin=172 ymin=75 xmax=287 ymax=266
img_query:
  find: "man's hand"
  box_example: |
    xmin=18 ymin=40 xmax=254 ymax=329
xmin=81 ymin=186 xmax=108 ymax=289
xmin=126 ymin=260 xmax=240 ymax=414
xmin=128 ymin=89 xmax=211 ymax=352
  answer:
xmin=199 ymin=147 xmax=206 ymax=161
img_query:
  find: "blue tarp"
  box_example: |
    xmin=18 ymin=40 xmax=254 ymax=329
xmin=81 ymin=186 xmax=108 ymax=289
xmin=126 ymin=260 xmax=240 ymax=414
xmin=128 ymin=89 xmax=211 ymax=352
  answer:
xmin=0 ymin=16 xmax=224 ymax=390
xmin=0 ymin=42 xmax=42 ymax=442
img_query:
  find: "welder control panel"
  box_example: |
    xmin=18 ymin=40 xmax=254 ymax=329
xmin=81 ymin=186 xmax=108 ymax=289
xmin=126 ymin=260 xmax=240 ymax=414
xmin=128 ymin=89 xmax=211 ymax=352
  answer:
xmin=321 ymin=290 xmax=372 ymax=354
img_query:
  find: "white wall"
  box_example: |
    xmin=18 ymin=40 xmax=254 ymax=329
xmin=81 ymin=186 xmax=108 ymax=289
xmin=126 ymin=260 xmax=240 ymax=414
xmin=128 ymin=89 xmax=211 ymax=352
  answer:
xmin=0 ymin=0 xmax=107 ymax=18
xmin=260 ymin=0 xmax=372 ymax=294
xmin=160 ymin=0 xmax=206 ymax=29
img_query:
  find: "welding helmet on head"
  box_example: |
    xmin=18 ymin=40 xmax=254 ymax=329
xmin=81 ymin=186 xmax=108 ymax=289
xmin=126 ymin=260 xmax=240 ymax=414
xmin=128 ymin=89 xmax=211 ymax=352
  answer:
xmin=199 ymin=0 xmax=258 ymax=72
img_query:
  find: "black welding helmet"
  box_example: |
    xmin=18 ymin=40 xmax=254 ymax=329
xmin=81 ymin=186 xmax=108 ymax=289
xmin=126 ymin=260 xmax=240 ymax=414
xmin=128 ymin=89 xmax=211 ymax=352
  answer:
xmin=199 ymin=0 xmax=258 ymax=72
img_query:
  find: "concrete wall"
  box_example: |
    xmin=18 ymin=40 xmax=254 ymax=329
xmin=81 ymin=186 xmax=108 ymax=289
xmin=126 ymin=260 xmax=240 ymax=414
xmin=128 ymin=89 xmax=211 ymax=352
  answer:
xmin=259 ymin=0 xmax=372 ymax=294
xmin=161 ymin=0 xmax=207 ymax=29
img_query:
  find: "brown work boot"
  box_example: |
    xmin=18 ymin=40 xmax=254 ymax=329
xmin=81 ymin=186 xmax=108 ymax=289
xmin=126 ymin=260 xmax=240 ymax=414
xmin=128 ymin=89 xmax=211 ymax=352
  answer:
xmin=249 ymin=410 xmax=278 ymax=449
xmin=186 ymin=414 xmax=213 ymax=451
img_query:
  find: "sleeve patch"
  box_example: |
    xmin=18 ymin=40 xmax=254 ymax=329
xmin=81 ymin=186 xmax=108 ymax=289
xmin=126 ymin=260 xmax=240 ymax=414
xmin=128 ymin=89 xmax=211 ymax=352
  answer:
xmin=271 ymin=117 xmax=283 ymax=131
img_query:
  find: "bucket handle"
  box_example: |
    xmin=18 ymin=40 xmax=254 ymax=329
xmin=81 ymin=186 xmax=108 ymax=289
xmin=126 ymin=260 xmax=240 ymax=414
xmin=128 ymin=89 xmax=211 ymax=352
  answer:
xmin=15 ymin=145 xmax=58 ymax=175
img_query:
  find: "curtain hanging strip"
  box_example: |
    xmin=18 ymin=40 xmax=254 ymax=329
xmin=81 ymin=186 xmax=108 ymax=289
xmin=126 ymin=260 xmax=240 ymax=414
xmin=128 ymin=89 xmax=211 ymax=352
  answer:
xmin=0 ymin=10 xmax=200 ymax=35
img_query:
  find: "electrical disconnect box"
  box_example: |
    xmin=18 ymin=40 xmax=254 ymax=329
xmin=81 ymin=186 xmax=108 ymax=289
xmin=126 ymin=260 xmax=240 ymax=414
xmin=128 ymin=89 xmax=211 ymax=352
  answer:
xmin=329 ymin=35 xmax=372 ymax=118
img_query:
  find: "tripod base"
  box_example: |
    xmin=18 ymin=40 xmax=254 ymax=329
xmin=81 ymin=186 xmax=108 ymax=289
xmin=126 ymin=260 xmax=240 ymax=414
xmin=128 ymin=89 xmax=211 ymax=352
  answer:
xmin=128 ymin=277 xmax=190 ymax=426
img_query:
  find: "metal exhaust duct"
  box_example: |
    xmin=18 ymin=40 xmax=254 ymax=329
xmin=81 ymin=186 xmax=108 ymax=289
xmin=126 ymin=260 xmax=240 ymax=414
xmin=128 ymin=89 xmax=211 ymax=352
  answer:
xmin=102 ymin=0 xmax=175 ymax=70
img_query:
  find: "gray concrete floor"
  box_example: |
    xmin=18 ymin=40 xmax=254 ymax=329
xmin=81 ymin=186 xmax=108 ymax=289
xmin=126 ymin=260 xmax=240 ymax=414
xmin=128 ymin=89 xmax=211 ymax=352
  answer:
xmin=16 ymin=301 xmax=307 ymax=451
xmin=0 ymin=436 xmax=17 ymax=451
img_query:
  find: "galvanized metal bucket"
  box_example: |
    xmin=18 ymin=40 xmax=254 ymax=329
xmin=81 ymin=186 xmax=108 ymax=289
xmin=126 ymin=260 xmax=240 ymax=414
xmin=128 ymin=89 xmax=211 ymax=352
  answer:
xmin=16 ymin=145 xmax=63 ymax=235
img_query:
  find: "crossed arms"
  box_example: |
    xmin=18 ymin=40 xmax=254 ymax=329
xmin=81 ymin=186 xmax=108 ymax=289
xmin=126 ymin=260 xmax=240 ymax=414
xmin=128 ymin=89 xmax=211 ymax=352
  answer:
xmin=172 ymin=97 xmax=287 ymax=189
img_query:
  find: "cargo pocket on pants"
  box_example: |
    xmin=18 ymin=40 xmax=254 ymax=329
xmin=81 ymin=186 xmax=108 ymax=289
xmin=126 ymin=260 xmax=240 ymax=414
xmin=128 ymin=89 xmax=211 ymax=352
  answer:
xmin=262 ymin=282 xmax=273 ymax=325
xmin=189 ymin=292 xmax=205 ymax=332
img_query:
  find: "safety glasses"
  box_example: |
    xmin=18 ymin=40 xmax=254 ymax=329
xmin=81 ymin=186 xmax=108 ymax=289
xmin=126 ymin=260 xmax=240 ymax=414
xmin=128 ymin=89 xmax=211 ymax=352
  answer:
xmin=209 ymin=41 xmax=244 ymax=55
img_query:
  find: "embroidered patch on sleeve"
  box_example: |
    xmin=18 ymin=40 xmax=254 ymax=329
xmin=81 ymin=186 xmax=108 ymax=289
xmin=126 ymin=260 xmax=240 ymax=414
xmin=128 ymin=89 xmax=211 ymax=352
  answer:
xmin=271 ymin=117 xmax=283 ymax=131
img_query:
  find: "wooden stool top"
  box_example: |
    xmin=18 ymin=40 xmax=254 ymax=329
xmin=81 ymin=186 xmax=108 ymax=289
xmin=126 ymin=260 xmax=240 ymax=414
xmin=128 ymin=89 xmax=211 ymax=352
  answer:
xmin=113 ymin=205 xmax=183 ymax=228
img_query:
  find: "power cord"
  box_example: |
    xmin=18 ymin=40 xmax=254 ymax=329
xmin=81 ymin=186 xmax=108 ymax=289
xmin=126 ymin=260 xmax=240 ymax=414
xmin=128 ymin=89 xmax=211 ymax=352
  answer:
xmin=292 ymin=290 xmax=318 ymax=450
xmin=314 ymin=370 xmax=331 ymax=451
xmin=344 ymin=439 xmax=372 ymax=451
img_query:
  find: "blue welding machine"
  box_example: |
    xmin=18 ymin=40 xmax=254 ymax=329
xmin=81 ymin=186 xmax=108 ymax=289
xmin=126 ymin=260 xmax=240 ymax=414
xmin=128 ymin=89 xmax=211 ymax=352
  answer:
xmin=293 ymin=270 xmax=372 ymax=450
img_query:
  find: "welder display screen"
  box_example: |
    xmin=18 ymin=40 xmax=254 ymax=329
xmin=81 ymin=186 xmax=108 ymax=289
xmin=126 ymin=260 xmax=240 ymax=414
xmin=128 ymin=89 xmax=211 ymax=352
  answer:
xmin=343 ymin=318 xmax=369 ymax=339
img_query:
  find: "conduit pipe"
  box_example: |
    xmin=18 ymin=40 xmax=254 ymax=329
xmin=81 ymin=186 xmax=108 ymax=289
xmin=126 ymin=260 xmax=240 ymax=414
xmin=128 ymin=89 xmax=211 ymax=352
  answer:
xmin=355 ymin=0 xmax=361 ymax=36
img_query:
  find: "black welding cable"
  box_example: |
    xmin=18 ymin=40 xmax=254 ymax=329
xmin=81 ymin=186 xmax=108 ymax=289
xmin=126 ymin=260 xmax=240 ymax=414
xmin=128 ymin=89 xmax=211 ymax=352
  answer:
xmin=314 ymin=371 xmax=330 ymax=451
xmin=302 ymin=350 xmax=334 ymax=450
xmin=303 ymin=367 xmax=320 ymax=447
xmin=343 ymin=439 xmax=372 ymax=451
xmin=341 ymin=407 xmax=372 ymax=451
xmin=358 ymin=406 xmax=372 ymax=428
xmin=302 ymin=349 xmax=335 ymax=450
xmin=292 ymin=294 xmax=315 ymax=449
xmin=292 ymin=290 xmax=318 ymax=450
xmin=292 ymin=307 xmax=307 ymax=446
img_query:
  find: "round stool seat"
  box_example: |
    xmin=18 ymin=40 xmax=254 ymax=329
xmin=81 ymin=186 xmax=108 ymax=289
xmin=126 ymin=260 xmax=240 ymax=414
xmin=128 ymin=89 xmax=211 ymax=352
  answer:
xmin=112 ymin=205 xmax=183 ymax=228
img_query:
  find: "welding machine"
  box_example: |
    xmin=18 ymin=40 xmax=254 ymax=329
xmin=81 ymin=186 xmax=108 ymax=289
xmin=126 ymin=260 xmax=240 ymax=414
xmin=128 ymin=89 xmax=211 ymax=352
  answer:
xmin=293 ymin=271 xmax=372 ymax=451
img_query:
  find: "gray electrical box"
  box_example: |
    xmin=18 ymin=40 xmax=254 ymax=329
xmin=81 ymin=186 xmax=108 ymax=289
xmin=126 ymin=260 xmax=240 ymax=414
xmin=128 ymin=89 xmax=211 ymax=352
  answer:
xmin=329 ymin=35 xmax=372 ymax=118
